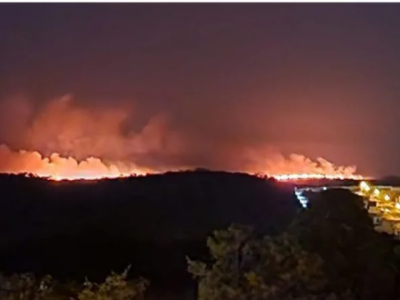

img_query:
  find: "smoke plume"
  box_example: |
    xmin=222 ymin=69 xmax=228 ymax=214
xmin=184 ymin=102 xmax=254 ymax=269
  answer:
xmin=0 ymin=95 xmax=362 ymax=180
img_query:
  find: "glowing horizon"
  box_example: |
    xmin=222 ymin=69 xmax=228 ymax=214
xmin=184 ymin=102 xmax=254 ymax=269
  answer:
xmin=0 ymin=147 xmax=365 ymax=182
xmin=4 ymin=171 xmax=366 ymax=182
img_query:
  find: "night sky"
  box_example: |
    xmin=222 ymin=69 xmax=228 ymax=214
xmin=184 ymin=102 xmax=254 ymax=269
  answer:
xmin=1 ymin=3 xmax=400 ymax=176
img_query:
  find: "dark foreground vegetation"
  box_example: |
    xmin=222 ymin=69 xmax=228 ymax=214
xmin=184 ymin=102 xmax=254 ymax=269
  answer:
xmin=0 ymin=171 xmax=400 ymax=300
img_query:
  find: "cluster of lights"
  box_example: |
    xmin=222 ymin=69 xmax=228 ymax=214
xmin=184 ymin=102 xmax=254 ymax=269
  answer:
xmin=360 ymin=181 xmax=371 ymax=192
xmin=359 ymin=181 xmax=400 ymax=210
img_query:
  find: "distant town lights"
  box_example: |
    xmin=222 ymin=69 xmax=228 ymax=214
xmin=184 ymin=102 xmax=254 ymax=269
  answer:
xmin=374 ymin=189 xmax=380 ymax=196
xmin=360 ymin=181 xmax=371 ymax=192
xmin=384 ymin=194 xmax=391 ymax=201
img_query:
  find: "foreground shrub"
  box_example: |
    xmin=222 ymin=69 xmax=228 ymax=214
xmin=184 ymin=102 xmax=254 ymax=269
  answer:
xmin=188 ymin=224 xmax=355 ymax=300
xmin=0 ymin=266 xmax=149 ymax=300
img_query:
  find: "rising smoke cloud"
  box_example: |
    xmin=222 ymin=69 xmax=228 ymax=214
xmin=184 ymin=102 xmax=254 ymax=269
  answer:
xmin=0 ymin=94 xmax=361 ymax=180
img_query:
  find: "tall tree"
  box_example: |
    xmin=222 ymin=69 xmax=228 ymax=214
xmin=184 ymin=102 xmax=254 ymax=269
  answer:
xmin=188 ymin=224 xmax=352 ymax=300
xmin=289 ymin=189 xmax=399 ymax=299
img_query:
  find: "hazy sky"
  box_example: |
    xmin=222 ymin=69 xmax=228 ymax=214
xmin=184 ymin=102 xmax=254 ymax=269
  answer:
xmin=1 ymin=3 xmax=400 ymax=176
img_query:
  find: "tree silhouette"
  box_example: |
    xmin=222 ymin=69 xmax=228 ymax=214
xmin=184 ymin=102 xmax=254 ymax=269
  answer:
xmin=78 ymin=266 xmax=148 ymax=300
xmin=187 ymin=224 xmax=353 ymax=300
xmin=289 ymin=189 xmax=399 ymax=299
xmin=0 ymin=267 xmax=149 ymax=300
xmin=0 ymin=273 xmax=54 ymax=300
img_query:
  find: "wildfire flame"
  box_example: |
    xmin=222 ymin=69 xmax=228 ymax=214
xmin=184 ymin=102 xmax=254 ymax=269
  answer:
xmin=268 ymin=173 xmax=364 ymax=181
xmin=0 ymin=145 xmax=154 ymax=181
xmin=0 ymin=95 xmax=366 ymax=182
xmin=0 ymin=144 xmax=364 ymax=182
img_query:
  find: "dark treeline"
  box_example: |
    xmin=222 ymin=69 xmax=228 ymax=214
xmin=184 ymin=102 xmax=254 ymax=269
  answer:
xmin=1 ymin=171 xmax=400 ymax=300
xmin=0 ymin=171 xmax=299 ymax=291
xmin=188 ymin=188 xmax=400 ymax=300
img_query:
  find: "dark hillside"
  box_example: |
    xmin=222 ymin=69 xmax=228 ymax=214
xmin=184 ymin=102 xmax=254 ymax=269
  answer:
xmin=0 ymin=171 xmax=300 ymax=289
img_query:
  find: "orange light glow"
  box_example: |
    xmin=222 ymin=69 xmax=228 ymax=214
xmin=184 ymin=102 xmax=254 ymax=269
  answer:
xmin=268 ymin=173 xmax=364 ymax=181
xmin=0 ymin=145 xmax=154 ymax=181
xmin=0 ymin=145 xmax=364 ymax=182
xmin=0 ymin=95 xmax=367 ymax=182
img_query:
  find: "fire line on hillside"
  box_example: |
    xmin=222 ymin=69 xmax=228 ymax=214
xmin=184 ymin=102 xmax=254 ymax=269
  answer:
xmin=0 ymin=96 xmax=365 ymax=182
xmin=0 ymin=146 xmax=364 ymax=182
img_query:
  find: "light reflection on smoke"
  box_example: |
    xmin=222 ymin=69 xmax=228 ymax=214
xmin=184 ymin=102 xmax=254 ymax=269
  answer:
xmin=0 ymin=95 xmax=364 ymax=181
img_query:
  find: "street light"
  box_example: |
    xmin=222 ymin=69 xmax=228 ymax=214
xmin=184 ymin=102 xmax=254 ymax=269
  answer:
xmin=360 ymin=181 xmax=371 ymax=192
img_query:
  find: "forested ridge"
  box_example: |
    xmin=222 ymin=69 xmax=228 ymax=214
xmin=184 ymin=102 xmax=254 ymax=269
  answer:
xmin=0 ymin=172 xmax=399 ymax=299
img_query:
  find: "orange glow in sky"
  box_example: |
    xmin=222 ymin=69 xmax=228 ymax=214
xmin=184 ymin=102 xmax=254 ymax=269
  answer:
xmin=0 ymin=96 xmax=366 ymax=182
xmin=0 ymin=145 xmax=364 ymax=182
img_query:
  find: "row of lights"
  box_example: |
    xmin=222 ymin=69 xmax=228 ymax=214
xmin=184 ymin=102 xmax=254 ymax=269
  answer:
xmin=359 ymin=181 xmax=400 ymax=209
